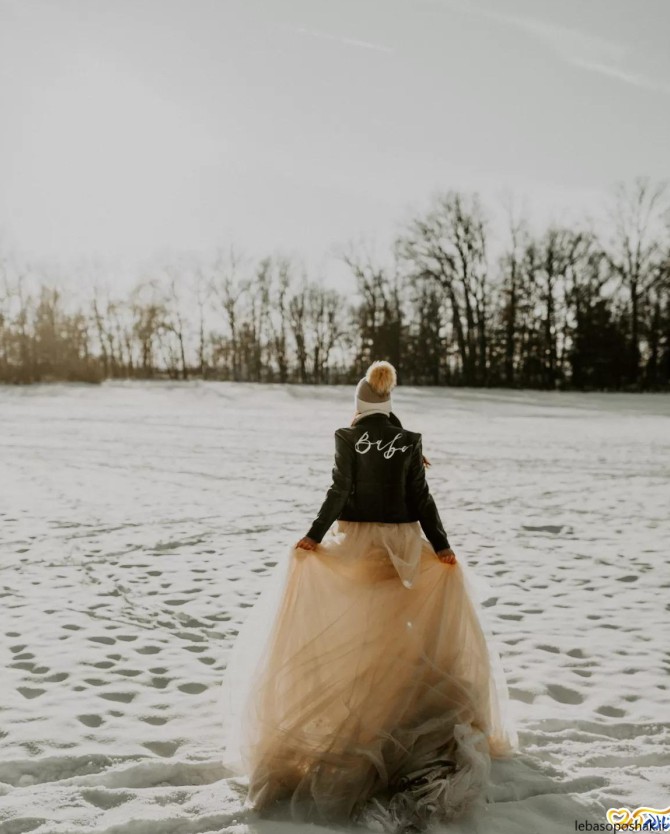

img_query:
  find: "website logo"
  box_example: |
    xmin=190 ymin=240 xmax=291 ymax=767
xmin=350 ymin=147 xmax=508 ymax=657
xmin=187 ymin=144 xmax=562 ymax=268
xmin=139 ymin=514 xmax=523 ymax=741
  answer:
xmin=605 ymin=807 xmax=670 ymax=831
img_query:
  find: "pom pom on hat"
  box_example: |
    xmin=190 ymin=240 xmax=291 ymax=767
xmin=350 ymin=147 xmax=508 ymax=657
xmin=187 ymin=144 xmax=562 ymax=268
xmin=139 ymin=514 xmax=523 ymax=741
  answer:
xmin=365 ymin=360 xmax=397 ymax=396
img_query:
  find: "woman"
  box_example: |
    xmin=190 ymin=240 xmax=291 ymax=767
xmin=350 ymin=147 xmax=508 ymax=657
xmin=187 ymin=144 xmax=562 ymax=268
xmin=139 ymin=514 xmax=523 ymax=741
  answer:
xmin=219 ymin=361 xmax=518 ymax=833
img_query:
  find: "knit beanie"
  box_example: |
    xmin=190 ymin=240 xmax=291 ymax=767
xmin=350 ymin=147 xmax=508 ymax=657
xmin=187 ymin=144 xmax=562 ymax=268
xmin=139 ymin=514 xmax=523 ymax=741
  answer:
xmin=354 ymin=361 xmax=397 ymax=416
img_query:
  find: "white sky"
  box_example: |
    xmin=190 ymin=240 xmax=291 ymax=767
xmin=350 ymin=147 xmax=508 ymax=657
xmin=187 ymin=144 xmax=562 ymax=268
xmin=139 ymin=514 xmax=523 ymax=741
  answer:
xmin=0 ymin=0 xmax=669 ymax=286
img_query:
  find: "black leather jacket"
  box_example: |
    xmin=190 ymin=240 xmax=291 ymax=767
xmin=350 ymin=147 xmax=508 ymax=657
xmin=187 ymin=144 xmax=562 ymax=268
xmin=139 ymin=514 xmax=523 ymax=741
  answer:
xmin=306 ymin=412 xmax=450 ymax=553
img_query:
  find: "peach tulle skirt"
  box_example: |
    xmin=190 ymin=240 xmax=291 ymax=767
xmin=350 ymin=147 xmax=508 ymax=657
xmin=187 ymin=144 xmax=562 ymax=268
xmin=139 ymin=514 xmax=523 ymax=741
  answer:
xmin=219 ymin=520 xmax=518 ymax=832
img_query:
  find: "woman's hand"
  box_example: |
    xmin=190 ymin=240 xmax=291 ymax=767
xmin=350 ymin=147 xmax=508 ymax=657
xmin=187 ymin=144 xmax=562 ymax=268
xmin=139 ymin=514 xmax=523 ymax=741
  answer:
xmin=436 ymin=548 xmax=457 ymax=564
xmin=295 ymin=536 xmax=318 ymax=551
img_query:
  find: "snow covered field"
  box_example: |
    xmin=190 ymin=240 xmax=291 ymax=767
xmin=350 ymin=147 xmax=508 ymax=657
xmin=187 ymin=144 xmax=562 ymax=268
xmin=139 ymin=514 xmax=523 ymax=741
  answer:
xmin=1 ymin=381 xmax=668 ymax=834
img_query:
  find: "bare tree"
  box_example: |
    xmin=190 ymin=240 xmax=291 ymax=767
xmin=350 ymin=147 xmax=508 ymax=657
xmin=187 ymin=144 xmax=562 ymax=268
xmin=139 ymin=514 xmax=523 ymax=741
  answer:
xmin=604 ymin=177 xmax=670 ymax=384
xmin=211 ymin=248 xmax=245 ymax=381
xmin=243 ymin=263 xmax=271 ymax=382
xmin=341 ymin=244 xmax=404 ymax=376
xmin=129 ymin=281 xmax=166 ymax=378
xmin=497 ymin=200 xmax=529 ymax=386
xmin=161 ymin=266 xmax=190 ymax=380
xmin=306 ymin=283 xmax=345 ymax=384
xmin=397 ymin=191 xmax=491 ymax=384
xmin=288 ymin=280 xmax=308 ymax=383
xmin=260 ymin=256 xmax=293 ymax=383
xmin=194 ymin=263 xmax=211 ymax=378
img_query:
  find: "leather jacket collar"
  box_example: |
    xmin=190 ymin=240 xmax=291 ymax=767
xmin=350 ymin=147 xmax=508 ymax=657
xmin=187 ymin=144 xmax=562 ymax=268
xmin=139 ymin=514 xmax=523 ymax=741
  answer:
xmin=354 ymin=411 xmax=403 ymax=429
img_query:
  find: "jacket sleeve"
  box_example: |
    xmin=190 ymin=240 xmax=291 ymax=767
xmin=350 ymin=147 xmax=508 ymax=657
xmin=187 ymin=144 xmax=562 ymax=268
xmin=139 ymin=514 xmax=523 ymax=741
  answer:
xmin=306 ymin=429 xmax=355 ymax=543
xmin=406 ymin=434 xmax=451 ymax=553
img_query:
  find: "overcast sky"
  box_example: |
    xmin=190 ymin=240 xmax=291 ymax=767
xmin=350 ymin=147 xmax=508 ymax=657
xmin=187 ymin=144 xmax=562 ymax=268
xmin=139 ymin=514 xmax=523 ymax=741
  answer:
xmin=1 ymin=0 xmax=669 ymax=281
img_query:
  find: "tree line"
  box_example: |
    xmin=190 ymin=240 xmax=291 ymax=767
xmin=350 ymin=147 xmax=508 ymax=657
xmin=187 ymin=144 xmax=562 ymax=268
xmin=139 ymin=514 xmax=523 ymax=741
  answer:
xmin=1 ymin=177 xmax=669 ymax=390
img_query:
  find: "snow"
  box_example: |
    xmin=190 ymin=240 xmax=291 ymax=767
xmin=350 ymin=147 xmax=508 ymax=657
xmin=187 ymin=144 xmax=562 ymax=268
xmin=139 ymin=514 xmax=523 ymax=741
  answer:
xmin=0 ymin=381 xmax=668 ymax=833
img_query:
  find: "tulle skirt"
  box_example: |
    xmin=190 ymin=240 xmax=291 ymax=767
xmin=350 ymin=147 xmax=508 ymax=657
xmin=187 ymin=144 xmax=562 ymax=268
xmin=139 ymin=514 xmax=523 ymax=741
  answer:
xmin=218 ymin=520 xmax=518 ymax=832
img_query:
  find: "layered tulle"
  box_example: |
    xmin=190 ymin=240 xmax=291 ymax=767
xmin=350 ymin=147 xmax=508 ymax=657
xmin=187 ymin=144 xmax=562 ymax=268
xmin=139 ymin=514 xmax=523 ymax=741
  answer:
xmin=219 ymin=520 xmax=518 ymax=832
